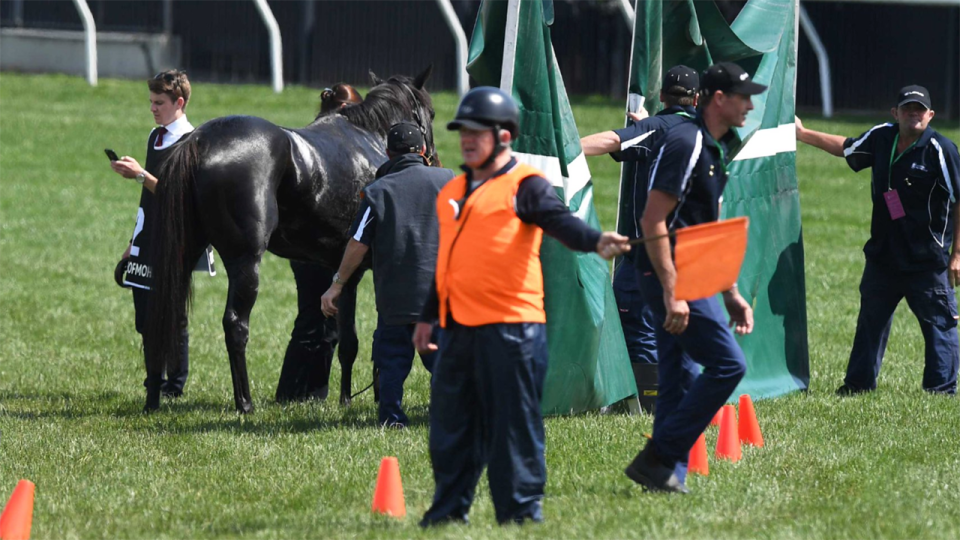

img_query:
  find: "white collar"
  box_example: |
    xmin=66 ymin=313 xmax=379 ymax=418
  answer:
xmin=161 ymin=115 xmax=193 ymax=136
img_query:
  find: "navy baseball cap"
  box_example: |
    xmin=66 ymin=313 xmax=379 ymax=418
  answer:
xmin=701 ymin=62 xmax=767 ymax=96
xmin=897 ymin=85 xmax=931 ymax=109
xmin=663 ymin=65 xmax=699 ymax=96
xmin=387 ymin=121 xmax=424 ymax=154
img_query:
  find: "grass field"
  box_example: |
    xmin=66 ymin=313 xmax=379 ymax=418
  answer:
xmin=2 ymin=72 xmax=960 ymax=539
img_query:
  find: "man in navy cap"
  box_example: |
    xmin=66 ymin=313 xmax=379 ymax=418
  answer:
xmin=580 ymin=65 xmax=701 ymax=413
xmin=797 ymin=85 xmax=960 ymax=395
xmin=625 ymin=61 xmax=766 ymax=493
xmin=321 ymin=121 xmax=455 ymax=427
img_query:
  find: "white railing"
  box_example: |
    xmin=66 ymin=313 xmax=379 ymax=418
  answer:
xmin=436 ymin=0 xmax=469 ymax=96
xmin=798 ymin=4 xmax=833 ymax=118
xmin=252 ymin=0 xmax=283 ymax=93
xmin=71 ymin=0 xmax=97 ymax=86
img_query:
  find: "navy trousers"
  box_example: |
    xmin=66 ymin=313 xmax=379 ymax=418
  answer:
xmin=276 ymin=261 xmax=339 ymax=402
xmin=845 ymin=259 xmax=959 ymax=394
xmin=372 ymin=315 xmax=438 ymax=426
xmin=638 ymin=272 xmax=746 ymax=466
xmin=133 ymin=287 xmax=189 ymax=394
xmin=613 ymin=263 xmax=658 ymax=365
xmin=422 ymin=320 xmax=548 ymax=525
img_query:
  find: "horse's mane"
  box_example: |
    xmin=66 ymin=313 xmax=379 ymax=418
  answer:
xmin=318 ymin=76 xmax=430 ymax=137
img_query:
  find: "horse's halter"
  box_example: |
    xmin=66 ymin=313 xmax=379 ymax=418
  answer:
xmin=399 ymin=82 xmax=436 ymax=166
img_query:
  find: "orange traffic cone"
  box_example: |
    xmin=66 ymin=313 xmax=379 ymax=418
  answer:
xmin=0 ymin=479 xmax=35 ymax=540
xmin=371 ymin=457 xmax=406 ymax=518
xmin=687 ymin=432 xmax=709 ymax=476
xmin=738 ymin=394 xmax=764 ymax=447
xmin=715 ymin=404 xmax=741 ymax=462
xmin=709 ymin=407 xmax=723 ymax=426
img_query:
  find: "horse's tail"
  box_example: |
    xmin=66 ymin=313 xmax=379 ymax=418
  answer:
xmin=145 ymin=134 xmax=203 ymax=377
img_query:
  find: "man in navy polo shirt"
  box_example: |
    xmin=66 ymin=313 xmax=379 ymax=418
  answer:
xmin=580 ymin=65 xmax=700 ymax=412
xmin=797 ymin=86 xmax=960 ymax=395
xmin=321 ymin=121 xmax=455 ymax=427
xmin=625 ymin=62 xmax=765 ymax=493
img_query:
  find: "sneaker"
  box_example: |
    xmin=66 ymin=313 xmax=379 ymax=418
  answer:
xmin=624 ymin=442 xmax=689 ymax=494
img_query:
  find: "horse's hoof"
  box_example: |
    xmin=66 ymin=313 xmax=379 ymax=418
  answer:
xmin=237 ymin=402 xmax=255 ymax=414
xmin=339 ymin=396 xmax=352 ymax=407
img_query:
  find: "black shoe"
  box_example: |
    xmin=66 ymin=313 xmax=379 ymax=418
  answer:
xmin=161 ymin=389 xmax=184 ymax=399
xmin=625 ymin=442 xmax=689 ymax=494
xmin=836 ymin=384 xmax=870 ymax=396
xmin=419 ymin=514 xmax=469 ymax=528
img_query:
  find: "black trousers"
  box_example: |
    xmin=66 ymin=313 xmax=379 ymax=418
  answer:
xmin=276 ymin=261 xmax=340 ymax=401
xmin=422 ymin=320 xmax=548 ymax=525
xmin=132 ymin=287 xmax=189 ymax=394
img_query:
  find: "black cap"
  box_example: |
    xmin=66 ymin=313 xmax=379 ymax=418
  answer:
xmin=447 ymin=86 xmax=521 ymax=138
xmin=701 ymin=62 xmax=767 ymax=96
xmin=663 ymin=65 xmax=699 ymax=96
xmin=897 ymin=85 xmax=931 ymax=109
xmin=387 ymin=121 xmax=424 ymax=154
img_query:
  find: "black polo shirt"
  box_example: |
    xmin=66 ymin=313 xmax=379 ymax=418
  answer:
xmin=635 ymin=118 xmax=734 ymax=273
xmin=611 ymin=105 xmax=697 ymax=257
xmin=843 ymin=123 xmax=960 ymax=272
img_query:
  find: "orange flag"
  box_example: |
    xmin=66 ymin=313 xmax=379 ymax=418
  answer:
xmin=674 ymin=217 xmax=749 ymax=302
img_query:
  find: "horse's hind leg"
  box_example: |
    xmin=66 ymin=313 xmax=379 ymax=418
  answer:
xmin=335 ymin=272 xmax=364 ymax=406
xmin=222 ymin=255 xmax=261 ymax=414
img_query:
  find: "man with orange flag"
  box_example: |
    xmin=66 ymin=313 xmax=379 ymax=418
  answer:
xmin=626 ymin=62 xmax=766 ymax=494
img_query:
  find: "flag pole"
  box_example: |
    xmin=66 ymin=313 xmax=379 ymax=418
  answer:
xmin=499 ymin=0 xmax=522 ymax=92
xmin=626 ymin=231 xmax=675 ymax=246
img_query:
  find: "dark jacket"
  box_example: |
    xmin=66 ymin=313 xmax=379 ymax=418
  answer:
xmin=844 ymin=124 xmax=960 ymax=272
xmin=362 ymin=154 xmax=455 ymax=325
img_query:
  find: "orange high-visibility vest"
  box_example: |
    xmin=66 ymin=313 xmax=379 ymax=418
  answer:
xmin=435 ymin=162 xmax=546 ymax=327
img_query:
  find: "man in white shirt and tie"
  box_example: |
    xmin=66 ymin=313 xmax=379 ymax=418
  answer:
xmin=110 ymin=69 xmax=195 ymax=398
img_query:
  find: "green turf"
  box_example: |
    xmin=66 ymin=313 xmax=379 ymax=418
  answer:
xmin=3 ymin=72 xmax=960 ymax=539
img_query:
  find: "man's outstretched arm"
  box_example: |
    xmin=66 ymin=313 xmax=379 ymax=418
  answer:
xmin=795 ymin=116 xmax=846 ymax=157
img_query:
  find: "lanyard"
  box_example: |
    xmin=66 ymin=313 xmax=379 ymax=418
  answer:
xmin=887 ymin=132 xmax=917 ymax=191
xmin=704 ymin=130 xmax=730 ymax=177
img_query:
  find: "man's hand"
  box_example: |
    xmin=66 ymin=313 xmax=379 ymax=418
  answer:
xmin=663 ymin=294 xmax=690 ymax=335
xmin=794 ymin=115 xmax=804 ymax=134
xmin=723 ymin=288 xmax=754 ymax=336
xmin=110 ymin=156 xmax=145 ymax=179
xmin=627 ymin=106 xmax=649 ymax=123
xmin=321 ymin=284 xmax=342 ymax=318
xmin=413 ymin=322 xmax=438 ymax=355
xmin=950 ymin=252 xmax=960 ymax=288
xmin=596 ymin=232 xmax=631 ymax=260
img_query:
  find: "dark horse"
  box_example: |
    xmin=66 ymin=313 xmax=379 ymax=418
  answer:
xmin=144 ymin=67 xmax=438 ymax=413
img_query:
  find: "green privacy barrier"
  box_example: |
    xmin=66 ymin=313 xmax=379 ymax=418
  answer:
xmin=626 ymin=0 xmax=810 ymax=398
xmin=467 ymin=0 xmax=638 ymax=414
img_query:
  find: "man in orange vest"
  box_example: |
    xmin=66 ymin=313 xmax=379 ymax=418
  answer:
xmin=413 ymin=87 xmax=631 ymax=526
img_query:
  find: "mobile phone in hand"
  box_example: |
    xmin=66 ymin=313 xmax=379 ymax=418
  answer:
xmin=627 ymin=93 xmax=645 ymax=115
xmin=105 ymin=149 xmax=120 ymax=161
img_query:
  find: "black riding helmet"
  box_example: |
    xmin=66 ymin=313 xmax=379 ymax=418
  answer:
xmin=447 ymin=86 xmax=520 ymax=137
xmin=447 ymin=87 xmax=520 ymax=169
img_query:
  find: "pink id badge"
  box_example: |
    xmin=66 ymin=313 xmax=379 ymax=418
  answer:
xmin=883 ymin=189 xmax=906 ymax=220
